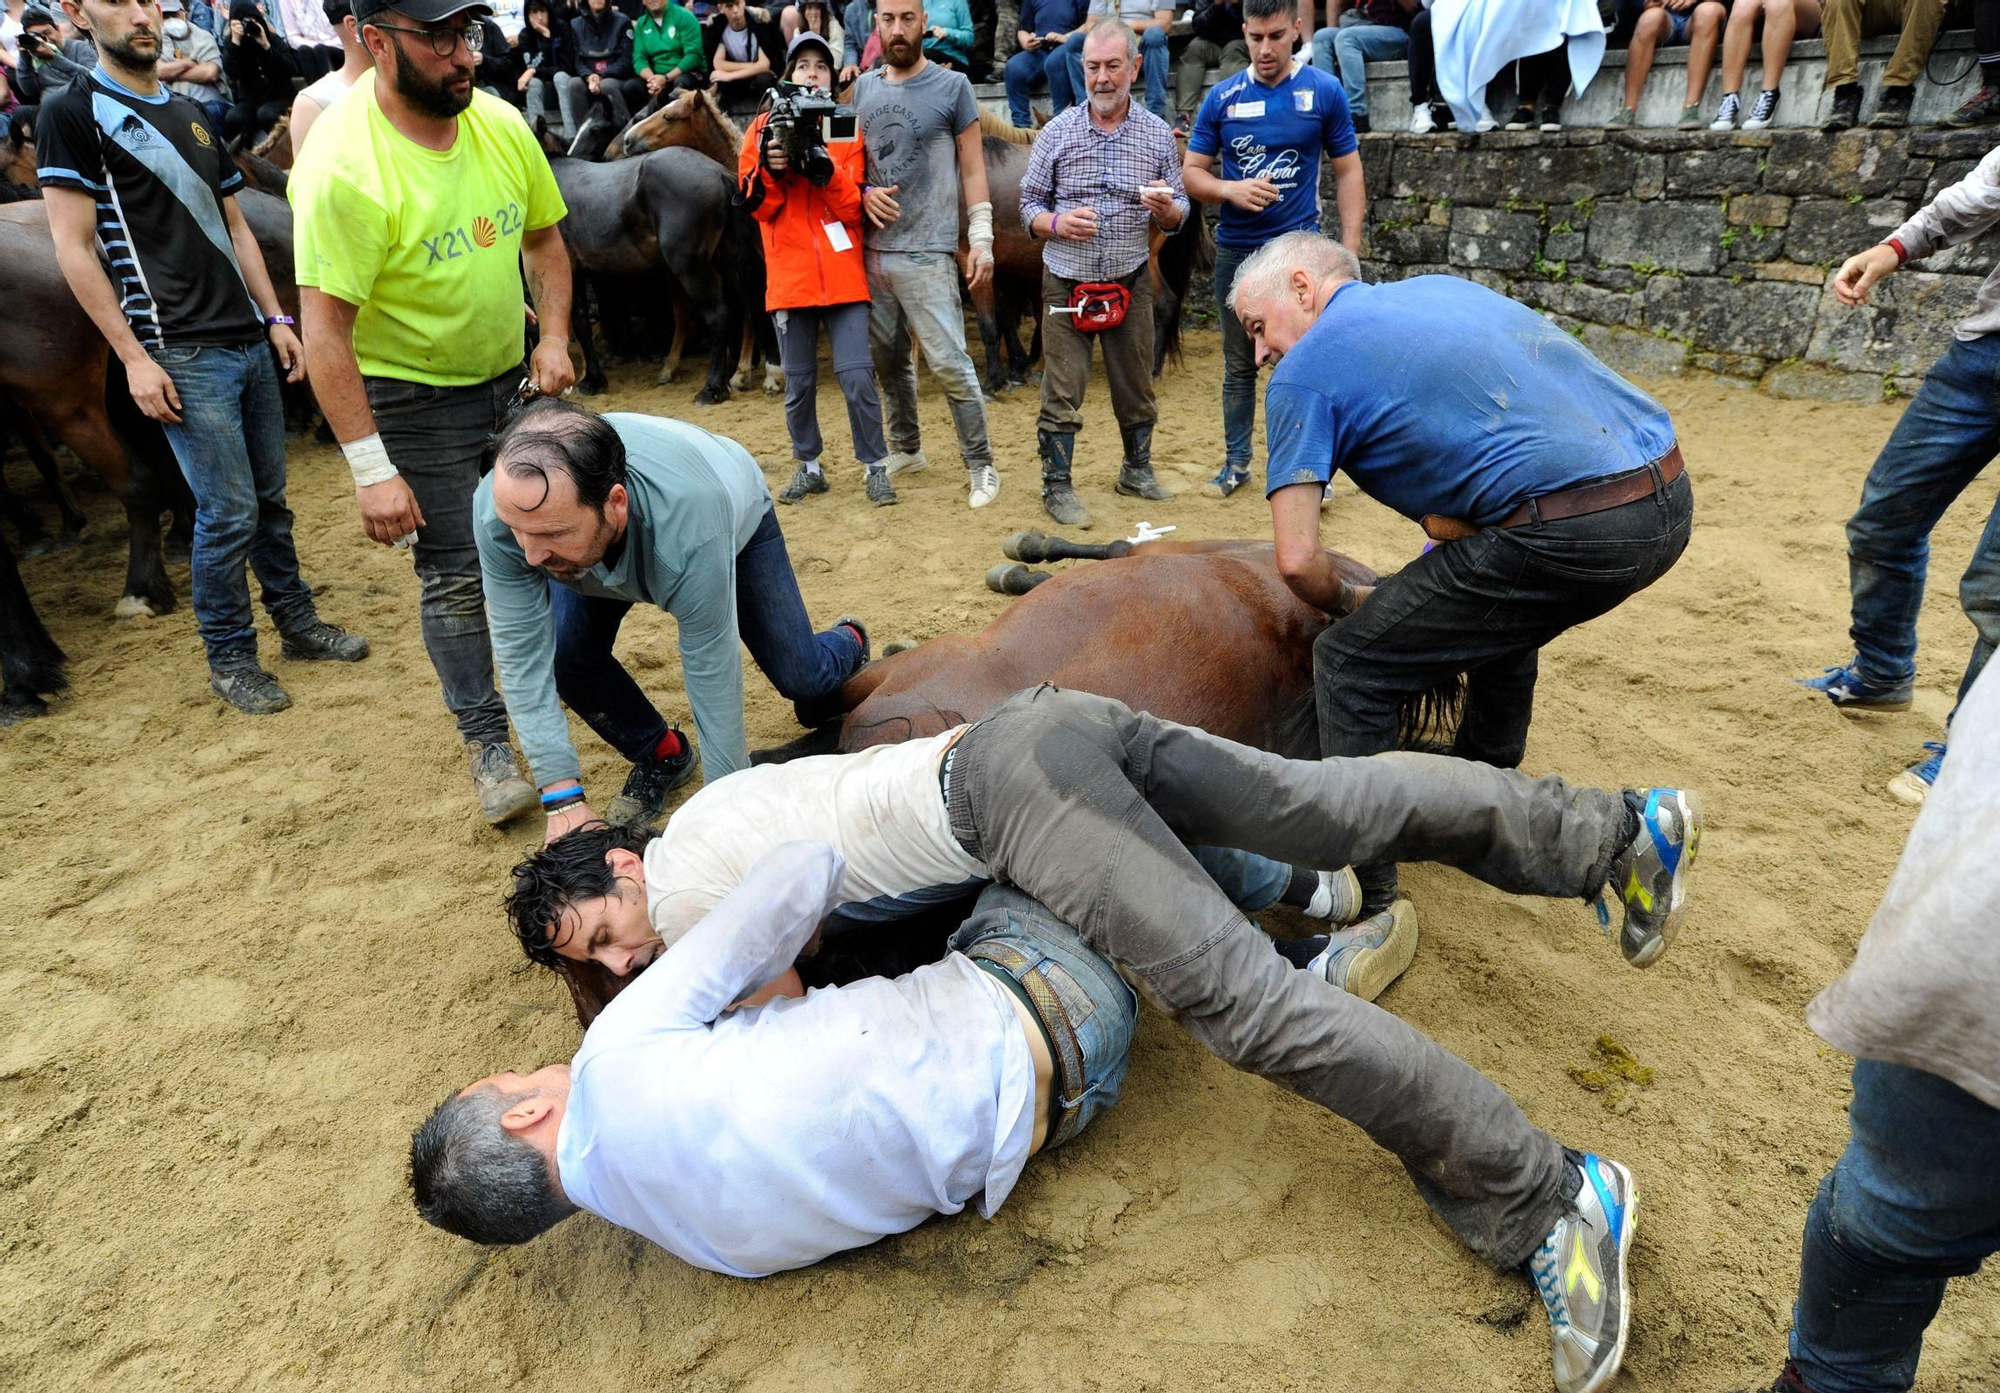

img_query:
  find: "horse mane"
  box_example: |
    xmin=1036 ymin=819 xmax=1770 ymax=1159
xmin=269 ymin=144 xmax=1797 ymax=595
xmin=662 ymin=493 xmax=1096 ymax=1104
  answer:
xmin=977 ymin=108 xmax=1035 ymax=144
xmin=249 ymin=111 xmax=293 ymax=167
xmin=231 ymin=148 xmax=290 ymax=197
xmin=697 ymin=88 xmax=744 ymax=150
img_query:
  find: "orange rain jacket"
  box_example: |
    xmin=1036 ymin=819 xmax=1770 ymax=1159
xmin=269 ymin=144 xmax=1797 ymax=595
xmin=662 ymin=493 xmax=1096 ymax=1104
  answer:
xmin=737 ymin=112 xmax=870 ymax=312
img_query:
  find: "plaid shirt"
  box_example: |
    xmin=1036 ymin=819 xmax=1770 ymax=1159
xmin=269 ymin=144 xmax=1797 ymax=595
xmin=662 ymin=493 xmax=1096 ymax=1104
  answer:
xmin=1019 ymin=100 xmax=1190 ymax=281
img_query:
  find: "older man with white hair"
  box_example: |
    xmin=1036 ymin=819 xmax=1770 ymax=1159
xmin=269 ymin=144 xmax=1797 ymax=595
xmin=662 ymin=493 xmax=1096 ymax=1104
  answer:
xmin=1228 ymin=233 xmax=1697 ymax=920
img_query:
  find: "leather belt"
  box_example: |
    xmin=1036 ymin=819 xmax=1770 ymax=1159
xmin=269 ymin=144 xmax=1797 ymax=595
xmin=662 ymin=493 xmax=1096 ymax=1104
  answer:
xmin=1421 ymin=445 xmax=1684 ymax=544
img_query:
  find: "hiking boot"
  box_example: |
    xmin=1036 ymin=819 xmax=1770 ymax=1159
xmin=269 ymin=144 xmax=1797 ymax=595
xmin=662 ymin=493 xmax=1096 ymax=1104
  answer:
xmin=1528 ymin=1152 xmax=1637 ymax=1393
xmin=1539 ymin=99 xmax=1563 ymax=131
xmin=1038 ymin=428 xmax=1092 ymax=529
xmin=1799 ymin=657 xmax=1913 ymax=711
xmin=1823 ymin=82 xmax=1862 ymax=131
xmin=1947 ymin=84 xmax=2000 ymax=127
xmin=778 ymin=461 xmax=828 ymax=504
xmin=880 ymin=448 xmax=929 ymax=477
xmin=1605 ymin=788 xmax=1700 ymax=968
xmin=1869 ymin=84 xmax=1913 ymax=128
xmin=210 ymin=660 xmax=292 ymax=714
xmin=1409 ymin=101 xmax=1436 ymax=134
xmin=1306 ymin=898 xmax=1418 ymax=1003
xmin=1732 ymin=1362 xmax=1819 ymax=1393
xmin=1200 ymin=463 xmax=1251 ymax=498
xmin=1505 ymin=104 xmax=1534 ymax=130
xmin=279 ymin=618 xmax=369 ymax=662
xmin=864 ymin=466 xmax=899 ymax=506
xmin=967 ymin=463 xmax=1001 ymax=509
xmin=1607 ymin=106 xmax=1635 ymax=128
xmin=604 ymin=737 xmax=698 ymax=826
xmin=468 ymin=740 xmax=538 ymax=826
xmin=1114 ymin=424 xmax=1173 ymax=502
xmin=1710 ymin=92 xmax=1741 ymax=130
xmin=1887 ymin=739 xmax=1945 ymax=806
xmin=1744 ymin=86 xmax=1780 ymax=129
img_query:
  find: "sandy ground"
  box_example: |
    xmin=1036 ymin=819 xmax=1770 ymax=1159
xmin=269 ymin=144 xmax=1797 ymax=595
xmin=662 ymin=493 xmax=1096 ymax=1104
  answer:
xmin=3 ymin=328 xmax=1998 ymax=1392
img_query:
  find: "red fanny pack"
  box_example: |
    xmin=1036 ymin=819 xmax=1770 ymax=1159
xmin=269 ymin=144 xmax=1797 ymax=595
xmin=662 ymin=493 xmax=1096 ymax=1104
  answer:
xmin=1065 ymin=281 xmax=1131 ymax=333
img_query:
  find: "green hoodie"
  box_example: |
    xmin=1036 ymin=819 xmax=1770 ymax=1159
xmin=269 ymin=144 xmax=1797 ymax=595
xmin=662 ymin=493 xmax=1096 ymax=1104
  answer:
xmin=633 ymin=3 xmax=707 ymax=76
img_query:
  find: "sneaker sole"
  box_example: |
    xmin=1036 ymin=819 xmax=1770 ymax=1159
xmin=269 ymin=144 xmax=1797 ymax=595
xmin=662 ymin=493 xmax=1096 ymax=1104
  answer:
xmin=280 ymin=643 xmax=370 ymax=662
xmin=1630 ymin=790 xmax=1700 ymax=968
xmin=481 ymin=781 xmax=540 ymax=826
xmin=885 ymin=456 xmax=928 ymax=477
xmin=1577 ymin=1159 xmax=1639 ymax=1393
xmin=1114 ymin=485 xmax=1174 ymax=500
xmin=1886 ymin=769 xmax=1932 ymax=806
xmin=1333 ymin=899 xmax=1419 ymax=1003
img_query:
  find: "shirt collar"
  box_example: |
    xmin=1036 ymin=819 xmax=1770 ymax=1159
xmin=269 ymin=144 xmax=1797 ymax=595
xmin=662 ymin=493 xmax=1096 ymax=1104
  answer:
xmin=92 ymin=66 xmax=172 ymax=104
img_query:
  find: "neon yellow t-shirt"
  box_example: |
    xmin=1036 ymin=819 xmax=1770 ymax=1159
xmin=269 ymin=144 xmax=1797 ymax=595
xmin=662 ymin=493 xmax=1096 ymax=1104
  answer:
xmin=290 ymin=73 xmax=566 ymax=386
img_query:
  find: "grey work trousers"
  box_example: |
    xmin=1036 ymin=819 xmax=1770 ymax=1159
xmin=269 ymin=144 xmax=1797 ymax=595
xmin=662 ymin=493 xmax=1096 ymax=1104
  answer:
xmin=944 ymin=686 xmax=1632 ymax=1268
xmin=865 ymin=248 xmax=994 ymax=470
xmin=1037 ymin=265 xmax=1156 ymax=438
xmin=774 ymin=300 xmax=889 ymax=469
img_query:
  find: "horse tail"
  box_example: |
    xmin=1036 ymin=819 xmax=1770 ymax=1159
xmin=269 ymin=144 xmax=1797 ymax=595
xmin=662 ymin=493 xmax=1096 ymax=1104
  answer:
xmin=1154 ymin=201 xmax=1205 ymax=370
xmin=1396 ymin=673 xmax=1467 ymax=754
xmin=978 ymin=108 xmax=1036 ymax=144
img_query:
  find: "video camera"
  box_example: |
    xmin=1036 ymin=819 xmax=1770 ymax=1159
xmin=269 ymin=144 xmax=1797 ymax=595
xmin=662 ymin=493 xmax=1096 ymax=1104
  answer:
xmin=763 ymin=82 xmax=856 ymax=189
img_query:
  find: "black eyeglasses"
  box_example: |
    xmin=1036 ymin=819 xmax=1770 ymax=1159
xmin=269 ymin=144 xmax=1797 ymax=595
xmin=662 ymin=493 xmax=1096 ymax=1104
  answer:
xmin=370 ymin=19 xmax=483 ymax=55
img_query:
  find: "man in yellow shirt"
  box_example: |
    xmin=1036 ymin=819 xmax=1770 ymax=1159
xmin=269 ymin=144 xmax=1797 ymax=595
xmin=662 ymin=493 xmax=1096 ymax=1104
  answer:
xmin=293 ymin=0 xmax=576 ymax=824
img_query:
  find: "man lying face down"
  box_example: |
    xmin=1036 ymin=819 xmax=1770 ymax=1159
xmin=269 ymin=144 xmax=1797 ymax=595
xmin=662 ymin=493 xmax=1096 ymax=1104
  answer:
xmin=413 ymin=686 xmax=1701 ymax=1393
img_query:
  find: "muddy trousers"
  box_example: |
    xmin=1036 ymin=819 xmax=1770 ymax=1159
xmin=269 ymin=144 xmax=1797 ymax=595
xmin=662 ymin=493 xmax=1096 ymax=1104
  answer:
xmin=944 ymin=686 xmax=1632 ymax=1267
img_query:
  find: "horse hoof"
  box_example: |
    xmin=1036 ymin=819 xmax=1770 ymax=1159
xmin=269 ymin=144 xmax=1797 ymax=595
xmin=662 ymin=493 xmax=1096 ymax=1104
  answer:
xmin=576 ymin=380 xmax=605 ymax=398
xmin=1002 ymin=530 xmax=1047 ymax=563
xmin=655 ymin=371 xmax=682 ymax=386
xmin=113 ymin=593 xmax=161 ymax=620
xmin=0 ymin=693 xmax=49 ymax=724
xmin=986 ymin=562 xmax=1051 ymax=596
xmin=882 ymin=638 xmax=920 ymax=656
xmin=693 ymin=387 xmax=729 ymax=407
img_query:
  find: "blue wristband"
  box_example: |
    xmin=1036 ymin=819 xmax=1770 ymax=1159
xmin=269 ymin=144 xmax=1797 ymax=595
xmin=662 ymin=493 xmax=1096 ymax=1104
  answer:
xmin=541 ymin=787 xmax=584 ymax=807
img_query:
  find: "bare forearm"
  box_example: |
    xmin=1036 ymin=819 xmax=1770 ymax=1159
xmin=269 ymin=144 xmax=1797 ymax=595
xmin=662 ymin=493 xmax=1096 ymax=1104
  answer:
xmin=1182 ymin=159 xmax=1228 ymax=204
xmin=523 ymin=233 xmax=574 ymax=332
xmin=52 ymin=241 xmax=152 ymax=368
xmin=1335 ymin=164 xmax=1364 ymax=254
xmin=228 ymin=222 xmax=284 ymax=319
xmin=301 ymin=290 xmax=376 ymax=441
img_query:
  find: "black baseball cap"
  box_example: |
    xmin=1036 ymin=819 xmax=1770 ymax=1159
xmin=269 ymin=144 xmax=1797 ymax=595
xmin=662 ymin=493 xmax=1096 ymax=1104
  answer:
xmin=353 ymin=0 xmax=491 ymax=25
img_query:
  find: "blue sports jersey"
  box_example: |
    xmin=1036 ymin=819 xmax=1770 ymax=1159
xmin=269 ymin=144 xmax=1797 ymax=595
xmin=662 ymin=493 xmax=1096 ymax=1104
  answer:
xmin=1187 ymin=63 xmax=1357 ymax=251
xmin=1262 ymin=276 xmax=1678 ymax=525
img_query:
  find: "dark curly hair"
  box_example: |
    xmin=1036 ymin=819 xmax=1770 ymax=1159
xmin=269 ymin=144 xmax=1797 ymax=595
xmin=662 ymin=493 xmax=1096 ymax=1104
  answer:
xmin=505 ymin=820 xmax=658 ymax=968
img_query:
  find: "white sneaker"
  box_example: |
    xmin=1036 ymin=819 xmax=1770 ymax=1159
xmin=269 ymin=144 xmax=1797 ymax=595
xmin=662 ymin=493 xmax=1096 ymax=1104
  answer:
xmin=1410 ymin=102 xmax=1435 ymax=134
xmin=1475 ymin=107 xmax=1498 ymax=132
xmin=881 ymin=449 xmax=929 ymax=477
xmin=967 ymin=464 xmax=1001 ymax=509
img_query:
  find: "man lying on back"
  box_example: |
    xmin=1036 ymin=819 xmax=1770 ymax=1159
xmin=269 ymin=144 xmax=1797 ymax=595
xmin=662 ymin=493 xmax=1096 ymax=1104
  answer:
xmin=414 ymin=685 xmax=1700 ymax=1393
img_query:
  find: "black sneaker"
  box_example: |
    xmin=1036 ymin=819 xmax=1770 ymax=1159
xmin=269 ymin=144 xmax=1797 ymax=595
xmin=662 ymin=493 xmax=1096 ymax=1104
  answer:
xmin=1869 ymin=84 xmax=1913 ymax=128
xmin=1539 ymin=99 xmax=1563 ymax=131
xmin=1351 ymin=112 xmax=1371 ymax=134
xmin=1504 ymin=104 xmax=1534 ymax=130
xmin=1823 ymin=82 xmax=1862 ymax=131
xmin=279 ymin=618 xmax=370 ymax=662
xmin=604 ymin=737 xmax=699 ymax=825
xmin=778 ymin=461 xmax=829 ymax=504
xmin=1946 ymin=85 xmax=2000 ymax=127
xmin=210 ymin=661 xmax=292 ymax=714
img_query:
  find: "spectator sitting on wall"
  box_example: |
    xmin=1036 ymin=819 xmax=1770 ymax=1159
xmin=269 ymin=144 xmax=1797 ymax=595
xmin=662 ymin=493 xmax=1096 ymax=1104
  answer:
xmin=1945 ymin=0 xmax=2000 ymax=127
xmin=836 ymin=0 xmax=870 ymax=83
xmin=631 ymin=0 xmax=704 ymax=109
xmin=1174 ymin=0 xmax=1245 ymax=136
xmin=1002 ymin=0 xmax=1086 ymax=127
xmin=222 ymin=0 xmax=297 ymax=142
xmin=1819 ymin=0 xmax=1942 ymax=130
xmin=1607 ymin=0 xmax=1726 ymax=130
xmin=703 ymin=0 xmax=779 ymax=110
xmin=13 ymin=5 xmax=94 ymax=106
xmin=517 ymin=0 xmax=578 ymax=140
xmin=1310 ymin=0 xmax=1413 ymax=135
xmin=916 ymin=0 xmax=970 ymax=70
xmin=570 ymin=0 xmax=638 ymax=124
xmin=155 ymin=0 xmax=228 ymax=127
xmin=1706 ymin=0 xmax=1816 ymax=129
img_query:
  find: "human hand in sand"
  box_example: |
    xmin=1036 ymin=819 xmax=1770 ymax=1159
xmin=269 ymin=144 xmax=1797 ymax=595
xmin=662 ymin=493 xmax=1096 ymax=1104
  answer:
xmin=546 ymin=799 xmax=602 ymax=844
xmin=1834 ymin=244 xmax=1900 ymax=307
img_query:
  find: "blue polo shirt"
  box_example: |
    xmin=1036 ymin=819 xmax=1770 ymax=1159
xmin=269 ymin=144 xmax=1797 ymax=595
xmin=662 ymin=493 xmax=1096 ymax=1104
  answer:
xmin=1263 ymin=276 xmax=1678 ymax=525
xmin=1187 ymin=63 xmax=1356 ymax=251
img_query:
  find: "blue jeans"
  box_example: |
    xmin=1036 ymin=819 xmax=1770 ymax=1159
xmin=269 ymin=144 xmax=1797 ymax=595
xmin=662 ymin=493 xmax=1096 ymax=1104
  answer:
xmin=1845 ymin=333 xmax=2000 ymax=717
xmin=949 ymin=882 xmax=1139 ymax=1148
xmin=1789 ymin=1059 xmax=2000 ymax=1393
xmin=1310 ymin=15 xmax=1409 ymax=122
xmin=1210 ymin=241 xmax=1258 ymax=472
xmin=548 ymin=506 xmax=863 ymax=762
xmin=1003 ymin=46 xmax=1048 ymax=127
xmin=150 ymin=340 xmax=316 ymax=665
xmin=1190 ymin=844 xmax=1291 ymax=911
xmin=1064 ymin=25 xmax=1170 ymax=120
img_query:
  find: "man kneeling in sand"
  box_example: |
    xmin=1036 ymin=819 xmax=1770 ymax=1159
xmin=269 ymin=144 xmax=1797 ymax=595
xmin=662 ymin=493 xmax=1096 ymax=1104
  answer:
xmin=413 ymin=686 xmax=1699 ymax=1393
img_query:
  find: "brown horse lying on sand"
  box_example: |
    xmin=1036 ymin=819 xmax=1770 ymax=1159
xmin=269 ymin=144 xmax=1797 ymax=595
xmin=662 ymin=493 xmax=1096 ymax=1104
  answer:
xmin=549 ymin=536 xmax=1444 ymax=1026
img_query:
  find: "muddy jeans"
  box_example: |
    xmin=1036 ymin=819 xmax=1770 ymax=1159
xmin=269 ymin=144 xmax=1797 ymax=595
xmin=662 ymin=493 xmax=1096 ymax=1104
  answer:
xmin=943 ymin=685 xmax=1632 ymax=1267
xmin=1037 ymin=265 xmax=1156 ymax=438
xmin=366 ymin=369 xmax=520 ymax=748
xmin=865 ymin=248 xmax=994 ymax=471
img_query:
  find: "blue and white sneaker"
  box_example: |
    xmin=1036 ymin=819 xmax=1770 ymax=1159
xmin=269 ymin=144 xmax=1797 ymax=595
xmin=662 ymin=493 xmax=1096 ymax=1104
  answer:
xmin=1306 ymin=898 xmax=1418 ymax=1002
xmin=1200 ymin=464 xmax=1251 ymax=499
xmin=1528 ymin=1152 xmax=1638 ymax=1393
xmin=1887 ymin=740 xmax=1945 ymax=806
xmin=1799 ymin=658 xmax=1914 ymax=711
xmin=1604 ymin=788 xmax=1700 ymax=968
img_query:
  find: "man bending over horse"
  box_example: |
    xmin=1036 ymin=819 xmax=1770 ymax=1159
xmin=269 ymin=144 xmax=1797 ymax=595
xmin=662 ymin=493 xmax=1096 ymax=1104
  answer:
xmin=1230 ymin=231 xmax=1696 ymax=925
xmin=417 ymin=685 xmax=1699 ymax=1393
xmin=477 ymin=399 xmax=873 ymax=842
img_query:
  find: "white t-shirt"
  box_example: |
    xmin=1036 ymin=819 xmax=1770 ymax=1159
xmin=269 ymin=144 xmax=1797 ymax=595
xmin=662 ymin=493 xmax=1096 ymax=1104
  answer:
xmin=557 ymin=842 xmax=1037 ymax=1277
xmin=299 ymin=68 xmax=352 ymax=111
xmin=646 ymin=728 xmax=988 ymax=947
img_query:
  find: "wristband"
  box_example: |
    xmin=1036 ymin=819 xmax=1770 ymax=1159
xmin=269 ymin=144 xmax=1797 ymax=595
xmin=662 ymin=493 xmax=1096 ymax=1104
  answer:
xmin=542 ymin=790 xmax=585 ymax=809
xmin=264 ymin=314 xmax=295 ymax=327
xmin=540 ymin=784 xmax=584 ymax=805
xmin=1886 ymin=237 xmax=1909 ymax=265
xmin=967 ymin=200 xmax=994 ymax=256
xmin=340 ymin=432 xmax=399 ymax=488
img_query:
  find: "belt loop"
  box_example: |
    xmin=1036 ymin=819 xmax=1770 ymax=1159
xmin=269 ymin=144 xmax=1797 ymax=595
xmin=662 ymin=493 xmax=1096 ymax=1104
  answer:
xmin=1527 ymin=496 xmax=1542 ymax=528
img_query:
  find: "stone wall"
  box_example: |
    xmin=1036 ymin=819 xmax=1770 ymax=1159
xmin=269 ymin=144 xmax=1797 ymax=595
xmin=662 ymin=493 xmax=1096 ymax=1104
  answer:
xmin=1331 ymin=127 xmax=1996 ymax=401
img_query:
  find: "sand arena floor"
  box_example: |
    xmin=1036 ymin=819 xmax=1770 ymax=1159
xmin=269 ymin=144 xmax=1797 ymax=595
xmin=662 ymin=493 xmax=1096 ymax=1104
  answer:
xmin=2 ymin=330 xmax=1997 ymax=1391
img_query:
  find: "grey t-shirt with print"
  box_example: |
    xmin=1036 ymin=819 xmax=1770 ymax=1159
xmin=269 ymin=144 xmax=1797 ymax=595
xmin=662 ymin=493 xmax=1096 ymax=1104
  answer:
xmin=855 ymin=61 xmax=981 ymax=255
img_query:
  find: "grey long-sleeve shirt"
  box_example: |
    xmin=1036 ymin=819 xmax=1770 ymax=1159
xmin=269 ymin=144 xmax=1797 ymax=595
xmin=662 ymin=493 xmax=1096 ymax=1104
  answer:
xmin=475 ymin=414 xmax=772 ymax=791
xmin=1888 ymin=143 xmax=2000 ymax=341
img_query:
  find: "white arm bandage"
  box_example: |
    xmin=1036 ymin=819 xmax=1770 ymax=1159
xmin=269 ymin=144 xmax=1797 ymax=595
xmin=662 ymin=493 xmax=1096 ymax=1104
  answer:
xmin=967 ymin=200 xmax=994 ymax=257
xmin=340 ymin=433 xmax=399 ymax=489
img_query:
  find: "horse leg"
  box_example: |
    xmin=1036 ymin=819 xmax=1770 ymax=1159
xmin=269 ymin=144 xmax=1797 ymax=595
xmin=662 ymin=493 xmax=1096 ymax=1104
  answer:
xmin=664 ymin=245 xmax=734 ymax=406
xmin=0 ymin=528 xmax=66 ymax=722
xmin=50 ymin=401 xmax=174 ymax=617
xmin=656 ymin=282 xmax=691 ymax=385
xmin=1002 ymin=530 xmax=1135 ymax=564
xmin=985 ymin=561 xmax=1053 ymax=595
xmin=970 ymin=277 xmax=1008 ymax=396
xmin=759 ymin=313 xmax=784 ymax=396
xmin=571 ymin=269 xmax=608 ymax=396
xmin=729 ymin=318 xmax=752 ymax=395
